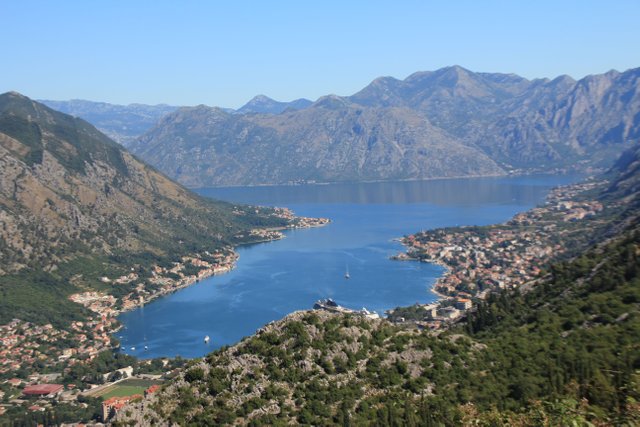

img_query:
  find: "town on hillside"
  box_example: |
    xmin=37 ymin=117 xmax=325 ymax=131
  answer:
xmin=388 ymin=180 xmax=606 ymax=328
xmin=0 ymin=213 xmax=329 ymax=422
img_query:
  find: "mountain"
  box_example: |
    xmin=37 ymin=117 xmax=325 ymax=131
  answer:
xmin=116 ymin=147 xmax=640 ymax=426
xmin=130 ymin=66 xmax=640 ymax=187
xmin=130 ymin=102 xmax=503 ymax=187
xmin=0 ymin=92 xmax=290 ymax=325
xmin=237 ymin=95 xmax=312 ymax=114
xmin=38 ymin=99 xmax=179 ymax=146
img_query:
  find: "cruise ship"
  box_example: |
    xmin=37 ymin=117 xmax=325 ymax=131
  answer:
xmin=313 ymin=299 xmax=380 ymax=319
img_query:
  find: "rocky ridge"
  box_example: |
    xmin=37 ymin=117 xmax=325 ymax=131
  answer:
xmin=129 ymin=66 xmax=640 ymax=187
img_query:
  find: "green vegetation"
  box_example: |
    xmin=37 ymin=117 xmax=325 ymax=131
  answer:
xmin=0 ymin=398 xmax=102 ymax=427
xmin=90 ymin=379 xmax=161 ymax=400
xmin=99 ymin=385 xmax=147 ymax=400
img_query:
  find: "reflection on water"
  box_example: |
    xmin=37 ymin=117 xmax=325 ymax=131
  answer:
xmin=117 ymin=174 xmax=581 ymax=359
xmin=196 ymin=175 xmax=578 ymax=206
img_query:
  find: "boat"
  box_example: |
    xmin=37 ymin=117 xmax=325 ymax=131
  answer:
xmin=344 ymin=265 xmax=350 ymax=279
xmin=130 ymin=346 xmax=135 ymax=351
xmin=204 ymin=335 xmax=210 ymax=344
xmin=314 ymin=298 xmax=339 ymax=310
xmin=359 ymin=307 xmax=380 ymax=319
xmin=144 ymin=345 xmax=148 ymax=351
xmin=314 ymin=298 xmax=352 ymax=313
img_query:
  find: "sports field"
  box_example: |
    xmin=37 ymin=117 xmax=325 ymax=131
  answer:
xmin=86 ymin=378 xmax=163 ymax=400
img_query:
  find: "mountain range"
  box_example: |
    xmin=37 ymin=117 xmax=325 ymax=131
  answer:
xmin=39 ymin=95 xmax=313 ymax=147
xmin=128 ymin=66 xmax=640 ymax=187
xmin=39 ymin=99 xmax=179 ymax=146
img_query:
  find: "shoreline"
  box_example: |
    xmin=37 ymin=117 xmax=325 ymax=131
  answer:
xmin=185 ymin=169 xmax=587 ymax=190
xmin=389 ymin=178 xmax=603 ymax=327
xmin=62 ymin=215 xmax=331 ymax=363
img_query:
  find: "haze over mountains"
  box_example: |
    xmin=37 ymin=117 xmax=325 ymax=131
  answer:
xmin=39 ymin=95 xmax=312 ymax=146
xmin=126 ymin=66 xmax=640 ymax=187
xmin=39 ymin=99 xmax=179 ymax=146
xmin=40 ymin=66 xmax=640 ymax=188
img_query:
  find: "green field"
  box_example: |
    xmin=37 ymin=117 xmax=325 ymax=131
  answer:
xmin=86 ymin=378 xmax=163 ymax=400
xmin=100 ymin=385 xmax=147 ymax=399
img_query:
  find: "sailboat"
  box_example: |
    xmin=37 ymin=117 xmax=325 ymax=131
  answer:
xmin=344 ymin=265 xmax=350 ymax=279
xmin=204 ymin=335 xmax=210 ymax=344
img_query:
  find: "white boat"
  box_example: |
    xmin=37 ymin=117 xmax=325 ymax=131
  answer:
xmin=345 ymin=265 xmax=350 ymax=279
xmin=130 ymin=346 xmax=135 ymax=351
xmin=144 ymin=345 xmax=148 ymax=351
xmin=204 ymin=335 xmax=210 ymax=344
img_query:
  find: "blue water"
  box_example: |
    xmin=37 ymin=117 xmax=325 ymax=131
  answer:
xmin=116 ymin=175 xmax=580 ymax=359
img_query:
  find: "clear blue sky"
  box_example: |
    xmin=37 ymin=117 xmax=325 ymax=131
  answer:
xmin=2 ymin=0 xmax=639 ymax=108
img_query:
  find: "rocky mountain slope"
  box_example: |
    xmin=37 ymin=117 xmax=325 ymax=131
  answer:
xmin=0 ymin=92 xmax=291 ymax=324
xmin=131 ymin=101 xmax=503 ymax=187
xmin=115 ymin=145 xmax=640 ymax=426
xmin=39 ymin=99 xmax=178 ymax=146
xmin=130 ymin=66 xmax=640 ymax=187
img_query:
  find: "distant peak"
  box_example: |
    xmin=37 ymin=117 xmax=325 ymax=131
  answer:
xmin=550 ymin=74 xmax=576 ymax=85
xmin=371 ymin=76 xmax=400 ymax=85
xmin=246 ymin=94 xmax=276 ymax=104
xmin=439 ymin=65 xmax=472 ymax=76
xmin=1 ymin=91 xmax=28 ymax=100
xmin=312 ymin=94 xmax=350 ymax=109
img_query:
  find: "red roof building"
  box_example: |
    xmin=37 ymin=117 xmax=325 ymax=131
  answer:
xmin=7 ymin=378 xmax=22 ymax=387
xmin=145 ymin=384 xmax=160 ymax=396
xmin=23 ymin=384 xmax=64 ymax=397
xmin=102 ymin=394 xmax=142 ymax=422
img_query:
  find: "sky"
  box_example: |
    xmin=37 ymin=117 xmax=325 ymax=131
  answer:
xmin=2 ymin=1 xmax=639 ymax=108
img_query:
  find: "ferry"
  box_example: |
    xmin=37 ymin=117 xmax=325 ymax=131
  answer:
xmin=313 ymin=299 xmax=352 ymax=314
xmin=313 ymin=299 xmax=380 ymax=319
xmin=313 ymin=298 xmax=340 ymax=311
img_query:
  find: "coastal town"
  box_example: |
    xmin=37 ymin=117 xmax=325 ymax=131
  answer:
xmin=389 ymin=180 xmax=607 ymax=328
xmin=0 ymin=180 xmax=609 ymax=419
xmin=0 ymin=213 xmax=329 ymax=422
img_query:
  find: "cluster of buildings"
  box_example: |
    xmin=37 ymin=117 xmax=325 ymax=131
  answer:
xmin=397 ymin=181 xmax=605 ymax=328
xmin=0 ymin=249 xmax=239 ymax=417
xmin=1 ymin=377 xmax=79 ymax=416
xmin=0 ymin=315 xmax=117 ymax=382
xmin=0 ymin=320 xmax=73 ymax=375
xmin=271 ymin=207 xmax=331 ymax=228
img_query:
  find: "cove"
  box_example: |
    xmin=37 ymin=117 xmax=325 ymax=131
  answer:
xmin=116 ymin=175 xmax=580 ymax=359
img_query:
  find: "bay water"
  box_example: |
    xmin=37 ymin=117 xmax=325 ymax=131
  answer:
xmin=116 ymin=175 xmax=579 ymax=359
